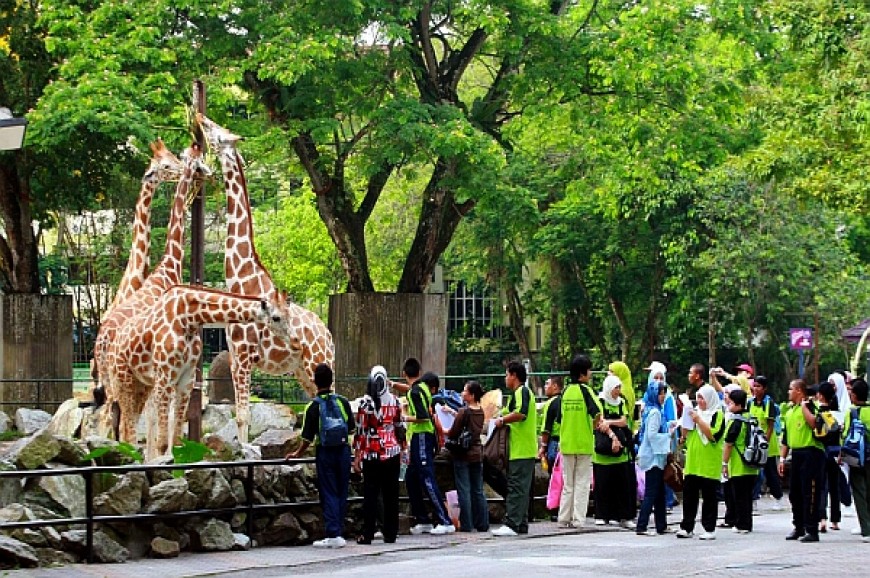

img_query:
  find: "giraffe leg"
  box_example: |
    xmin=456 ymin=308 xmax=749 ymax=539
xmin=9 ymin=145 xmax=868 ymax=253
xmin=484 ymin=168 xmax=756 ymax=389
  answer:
xmin=116 ymin=372 xmax=138 ymax=444
xmin=230 ymin=350 xmax=253 ymax=444
xmin=151 ymin=381 xmax=172 ymax=461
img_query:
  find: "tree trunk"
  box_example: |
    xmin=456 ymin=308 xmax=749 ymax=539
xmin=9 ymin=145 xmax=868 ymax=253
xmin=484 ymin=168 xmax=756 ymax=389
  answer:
xmin=0 ymin=159 xmax=41 ymax=294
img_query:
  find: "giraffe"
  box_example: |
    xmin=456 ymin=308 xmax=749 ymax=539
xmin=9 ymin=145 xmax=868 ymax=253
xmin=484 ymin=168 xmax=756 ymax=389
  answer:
xmin=110 ymin=285 xmax=299 ymax=460
xmin=97 ymin=143 xmax=211 ymax=442
xmin=108 ymin=140 xmax=183 ymax=312
xmin=91 ymin=141 xmax=182 ymax=388
xmin=196 ymin=113 xmax=334 ymax=443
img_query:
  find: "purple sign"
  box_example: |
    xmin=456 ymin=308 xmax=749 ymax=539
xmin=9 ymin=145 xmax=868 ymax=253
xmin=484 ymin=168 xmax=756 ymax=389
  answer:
xmin=790 ymin=328 xmax=813 ymax=350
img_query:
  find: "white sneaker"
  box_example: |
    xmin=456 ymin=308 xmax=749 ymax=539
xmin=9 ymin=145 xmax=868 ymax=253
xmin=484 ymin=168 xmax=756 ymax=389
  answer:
xmin=699 ymin=531 xmax=716 ymax=540
xmin=410 ymin=523 xmax=434 ymax=535
xmin=733 ymin=528 xmax=750 ymax=534
xmin=638 ymin=529 xmax=657 ymax=536
xmin=863 ymin=536 xmax=870 ymax=543
xmin=491 ymin=525 xmax=518 ymax=537
xmin=853 ymin=528 xmax=863 ymax=535
xmin=675 ymin=529 xmax=693 ymax=538
xmin=771 ymin=498 xmax=784 ymax=511
xmin=374 ymin=531 xmax=384 ymax=540
xmin=313 ymin=536 xmax=346 ymax=548
xmin=620 ymin=520 xmax=636 ymax=530
xmin=595 ymin=519 xmax=607 ymax=526
xmin=430 ymin=524 xmax=456 ymax=535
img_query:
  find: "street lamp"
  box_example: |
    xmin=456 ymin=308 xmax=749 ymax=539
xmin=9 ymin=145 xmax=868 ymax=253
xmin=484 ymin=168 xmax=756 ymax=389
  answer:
xmin=0 ymin=107 xmax=27 ymax=151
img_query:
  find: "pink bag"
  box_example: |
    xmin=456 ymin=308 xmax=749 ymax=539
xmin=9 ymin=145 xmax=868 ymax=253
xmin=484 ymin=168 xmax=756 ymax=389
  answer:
xmin=546 ymin=452 xmax=563 ymax=510
xmin=635 ymin=462 xmax=646 ymax=503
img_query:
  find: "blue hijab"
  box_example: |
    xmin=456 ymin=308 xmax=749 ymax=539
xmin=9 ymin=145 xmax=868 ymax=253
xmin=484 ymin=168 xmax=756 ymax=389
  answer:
xmin=638 ymin=382 xmax=665 ymax=444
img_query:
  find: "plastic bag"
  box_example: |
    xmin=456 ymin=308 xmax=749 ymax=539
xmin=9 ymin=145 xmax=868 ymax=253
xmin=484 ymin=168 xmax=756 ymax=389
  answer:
xmin=547 ymin=452 xmax=564 ymax=510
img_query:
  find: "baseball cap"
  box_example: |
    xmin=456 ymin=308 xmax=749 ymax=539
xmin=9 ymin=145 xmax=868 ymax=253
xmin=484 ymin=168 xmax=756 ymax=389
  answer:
xmin=735 ymin=363 xmax=754 ymax=376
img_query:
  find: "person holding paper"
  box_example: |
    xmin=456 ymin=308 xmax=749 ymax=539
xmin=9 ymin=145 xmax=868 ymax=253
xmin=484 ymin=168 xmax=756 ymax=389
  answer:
xmin=676 ymin=384 xmax=725 ymax=540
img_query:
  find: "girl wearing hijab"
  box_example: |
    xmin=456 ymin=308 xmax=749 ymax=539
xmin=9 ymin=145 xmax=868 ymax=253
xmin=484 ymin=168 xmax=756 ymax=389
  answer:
xmin=636 ymin=381 xmax=672 ymax=536
xmin=676 ymin=384 xmax=725 ymax=540
xmin=592 ymin=374 xmax=636 ymax=527
xmin=648 ymin=362 xmax=678 ymax=511
xmin=609 ymin=361 xmax=636 ymax=423
xmin=817 ymin=381 xmax=843 ymax=532
xmin=352 ymin=365 xmax=404 ymax=544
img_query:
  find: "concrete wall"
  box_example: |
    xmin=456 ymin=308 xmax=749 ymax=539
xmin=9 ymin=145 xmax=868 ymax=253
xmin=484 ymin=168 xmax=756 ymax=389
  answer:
xmin=0 ymin=295 xmax=73 ymax=413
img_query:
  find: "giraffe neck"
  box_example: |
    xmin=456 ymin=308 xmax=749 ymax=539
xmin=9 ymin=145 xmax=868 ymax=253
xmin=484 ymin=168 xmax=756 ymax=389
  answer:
xmin=166 ymin=286 xmax=266 ymax=327
xmin=158 ymin=155 xmax=197 ymax=282
xmin=219 ymin=149 xmax=274 ymax=296
xmin=113 ymin=178 xmax=156 ymax=305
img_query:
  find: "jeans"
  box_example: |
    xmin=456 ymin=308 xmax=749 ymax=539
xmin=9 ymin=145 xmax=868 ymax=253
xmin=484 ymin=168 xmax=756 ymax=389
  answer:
xmin=316 ymin=444 xmax=351 ymax=538
xmin=636 ymin=466 xmax=667 ymax=533
xmin=405 ymin=432 xmax=450 ymax=526
xmin=453 ymin=459 xmax=489 ymax=531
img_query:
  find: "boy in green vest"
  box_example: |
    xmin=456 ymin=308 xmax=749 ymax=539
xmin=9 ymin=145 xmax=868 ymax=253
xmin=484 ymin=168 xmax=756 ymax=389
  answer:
xmin=722 ymin=389 xmax=760 ymax=533
xmin=491 ymin=361 xmax=537 ymax=536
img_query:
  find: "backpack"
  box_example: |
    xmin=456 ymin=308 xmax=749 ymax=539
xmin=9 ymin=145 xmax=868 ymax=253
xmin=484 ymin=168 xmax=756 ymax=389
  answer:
xmin=432 ymin=388 xmax=464 ymax=412
xmin=841 ymin=407 xmax=869 ymax=467
xmin=814 ymin=409 xmax=843 ymax=448
xmin=734 ymin=415 xmax=769 ymax=468
xmin=313 ymin=394 xmax=348 ymax=447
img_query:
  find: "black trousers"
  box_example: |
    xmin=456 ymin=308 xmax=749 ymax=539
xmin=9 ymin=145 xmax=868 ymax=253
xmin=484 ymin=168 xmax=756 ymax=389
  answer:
xmin=789 ymin=447 xmax=825 ymax=537
xmin=362 ymin=455 xmax=401 ymax=541
xmin=724 ymin=474 xmax=757 ymax=531
xmin=680 ymin=474 xmax=720 ymax=534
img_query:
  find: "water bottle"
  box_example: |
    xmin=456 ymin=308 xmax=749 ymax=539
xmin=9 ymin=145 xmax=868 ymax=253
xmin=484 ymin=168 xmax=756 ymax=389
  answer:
xmin=398 ymin=449 xmax=409 ymax=482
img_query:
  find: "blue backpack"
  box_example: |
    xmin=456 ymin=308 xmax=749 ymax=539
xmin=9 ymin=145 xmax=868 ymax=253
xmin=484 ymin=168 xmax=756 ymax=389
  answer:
xmin=841 ymin=407 xmax=869 ymax=467
xmin=313 ymin=395 xmax=349 ymax=447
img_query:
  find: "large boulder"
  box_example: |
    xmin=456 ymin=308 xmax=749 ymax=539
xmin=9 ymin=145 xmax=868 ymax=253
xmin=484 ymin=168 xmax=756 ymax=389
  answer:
xmin=144 ymin=478 xmax=196 ymax=514
xmin=46 ymin=399 xmax=83 ymax=438
xmin=185 ymin=468 xmax=235 ymax=509
xmin=0 ymin=461 xmax=23 ymax=505
xmin=1 ymin=429 xmax=61 ymax=470
xmin=24 ymin=464 xmax=86 ymax=519
xmin=249 ymin=403 xmax=296 ymax=439
xmin=60 ymin=530 xmax=129 ymax=563
xmin=14 ymin=408 xmax=52 ymax=436
xmin=189 ymin=518 xmax=235 ymax=551
xmin=207 ymin=351 xmax=235 ymax=403
xmin=251 ymin=428 xmax=300 ymax=459
xmin=0 ymin=535 xmax=39 ymax=568
xmin=93 ymin=472 xmax=148 ymax=517
xmin=150 ymin=536 xmax=180 ymax=558
xmin=0 ymin=410 xmax=10 ymax=434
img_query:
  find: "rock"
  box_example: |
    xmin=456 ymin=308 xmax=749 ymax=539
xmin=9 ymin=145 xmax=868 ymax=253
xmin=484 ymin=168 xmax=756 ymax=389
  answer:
xmin=1 ymin=429 xmax=61 ymax=469
xmin=0 ymin=410 xmax=10 ymax=434
xmin=150 ymin=536 xmax=180 ymax=558
xmin=252 ymin=428 xmax=300 ymax=459
xmin=8 ymin=528 xmax=47 ymax=547
xmin=207 ymin=351 xmax=235 ymax=403
xmin=144 ymin=478 xmax=195 ymax=514
xmin=93 ymin=472 xmax=148 ymax=517
xmin=255 ymin=511 xmax=307 ymax=546
xmin=79 ymin=405 xmax=109 ymax=439
xmin=53 ymin=436 xmax=87 ymax=466
xmin=46 ymin=399 xmax=83 ymax=438
xmin=14 ymin=408 xmax=52 ymax=436
xmin=214 ymin=418 xmax=241 ymax=443
xmin=0 ymin=460 xmax=23 ymax=505
xmin=249 ymin=403 xmax=296 ymax=439
xmin=34 ymin=547 xmax=77 ymax=566
xmin=232 ymin=533 xmax=251 ymax=550
xmin=60 ymin=530 xmax=129 ymax=563
xmin=190 ymin=518 xmax=235 ymax=551
xmin=83 ymin=436 xmax=140 ymax=466
xmin=185 ymin=468 xmax=236 ymax=509
xmin=0 ymin=535 xmax=39 ymax=568
xmin=203 ymin=433 xmax=243 ymax=462
xmin=24 ymin=464 xmax=86 ymax=518
xmin=202 ymin=403 xmax=234 ymax=435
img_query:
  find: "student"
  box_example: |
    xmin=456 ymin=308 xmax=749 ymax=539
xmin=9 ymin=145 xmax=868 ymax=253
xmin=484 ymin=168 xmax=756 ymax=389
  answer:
xmin=844 ymin=378 xmax=870 ymax=542
xmin=444 ymin=380 xmax=489 ymax=532
xmin=491 ymin=361 xmax=538 ymax=536
xmin=402 ymin=360 xmax=455 ymax=535
xmin=748 ymin=376 xmax=784 ymax=511
xmin=676 ymin=384 xmax=725 ymax=540
xmin=556 ymin=354 xmax=601 ymax=529
xmin=778 ymin=379 xmax=826 ymax=542
xmin=722 ymin=389 xmax=760 ymax=533
xmin=286 ymin=364 xmax=355 ymax=548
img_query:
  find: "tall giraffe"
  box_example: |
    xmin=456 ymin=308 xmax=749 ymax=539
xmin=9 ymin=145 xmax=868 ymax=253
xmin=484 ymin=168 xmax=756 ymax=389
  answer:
xmin=111 ymin=285 xmax=298 ymax=460
xmin=97 ymin=144 xmax=210 ymax=442
xmin=196 ymin=113 xmax=334 ymax=443
xmin=108 ymin=140 xmax=183 ymax=312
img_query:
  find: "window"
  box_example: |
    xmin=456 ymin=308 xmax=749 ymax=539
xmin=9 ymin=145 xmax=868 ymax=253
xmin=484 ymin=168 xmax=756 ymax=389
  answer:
xmin=447 ymin=281 xmax=501 ymax=339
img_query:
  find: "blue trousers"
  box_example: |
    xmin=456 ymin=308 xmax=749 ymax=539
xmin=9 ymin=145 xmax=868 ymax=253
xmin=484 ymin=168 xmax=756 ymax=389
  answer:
xmin=636 ymin=466 xmax=667 ymax=533
xmin=316 ymin=444 xmax=351 ymax=538
xmin=453 ymin=459 xmax=489 ymax=531
xmin=406 ymin=432 xmax=450 ymax=526
xmin=752 ymin=455 xmax=784 ymax=500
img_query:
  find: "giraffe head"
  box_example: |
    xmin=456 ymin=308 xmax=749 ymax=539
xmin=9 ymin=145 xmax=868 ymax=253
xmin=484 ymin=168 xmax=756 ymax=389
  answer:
xmin=178 ymin=143 xmax=213 ymax=202
xmin=195 ymin=113 xmax=242 ymax=156
xmin=145 ymin=139 xmax=183 ymax=182
xmin=256 ymin=290 xmax=302 ymax=351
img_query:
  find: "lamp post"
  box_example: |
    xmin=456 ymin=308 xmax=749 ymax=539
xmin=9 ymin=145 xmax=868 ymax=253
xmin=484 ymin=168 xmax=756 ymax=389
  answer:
xmin=0 ymin=107 xmax=27 ymax=151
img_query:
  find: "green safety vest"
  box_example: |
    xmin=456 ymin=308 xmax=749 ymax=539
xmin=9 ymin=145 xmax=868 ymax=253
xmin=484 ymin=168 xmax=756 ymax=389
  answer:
xmin=559 ymin=382 xmax=599 ymax=455
xmin=726 ymin=413 xmax=760 ymax=478
xmin=783 ymin=402 xmax=823 ymax=451
xmin=684 ymin=410 xmax=725 ymax=480
xmin=504 ymin=385 xmax=537 ymax=460
xmin=407 ymin=383 xmax=434 ymax=436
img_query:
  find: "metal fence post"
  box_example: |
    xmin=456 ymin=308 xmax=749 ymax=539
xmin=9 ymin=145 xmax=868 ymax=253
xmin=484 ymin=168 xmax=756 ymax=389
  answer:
xmin=84 ymin=469 xmax=94 ymax=563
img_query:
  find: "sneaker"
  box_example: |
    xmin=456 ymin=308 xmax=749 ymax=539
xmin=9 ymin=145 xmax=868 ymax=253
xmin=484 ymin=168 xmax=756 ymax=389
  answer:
xmin=863 ymin=536 xmax=870 ymax=543
xmin=491 ymin=525 xmax=518 ymax=537
xmin=595 ymin=519 xmax=607 ymax=526
xmin=699 ymin=531 xmax=716 ymax=540
xmin=313 ymin=536 xmax=346 ymax=548
xmin=410 ymin=523 xmax=434 ymax=535
xmin=798 ymin=534 xmax=819 ymax=543
xmin=637 ymin=529 xmax=657 ymax=537
xmin=430 ymin=524 xmax=456 ymax=535
xmin=675 ymin=529 xmax=693 ymax=539
xmin=771 ymin=498 xmax=784 ymax=511
xmin=733 ymin=528 xmax=750 ymax=534
xmin=752 ymin=500 xmax=760 ymax=515
xmin=853 ymin=528 xmax=863 ymax=535
xmin=374 ymin=531 xmax=384 ymax=540
xmin=620 ymin=520 xmax=636 ymax=530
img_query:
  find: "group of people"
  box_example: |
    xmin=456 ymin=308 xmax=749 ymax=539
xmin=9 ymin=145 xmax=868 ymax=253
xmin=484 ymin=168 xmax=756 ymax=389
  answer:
xmin=286 ymin=356 xmax=870 ymax=549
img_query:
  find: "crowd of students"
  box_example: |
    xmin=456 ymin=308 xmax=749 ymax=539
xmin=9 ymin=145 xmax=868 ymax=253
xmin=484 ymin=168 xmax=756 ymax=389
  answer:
xmin=287 ymin=357 xmax=870 ymax=548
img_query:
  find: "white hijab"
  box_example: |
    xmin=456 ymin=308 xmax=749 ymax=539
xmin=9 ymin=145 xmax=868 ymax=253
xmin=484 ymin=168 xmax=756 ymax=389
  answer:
xmin=827 ymin=372 xmax=850 ymax=421
xmin=696 ymin=384 xmax=721 ymax=445
xmin=601 ymin=375 xmax=622 ymax=407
